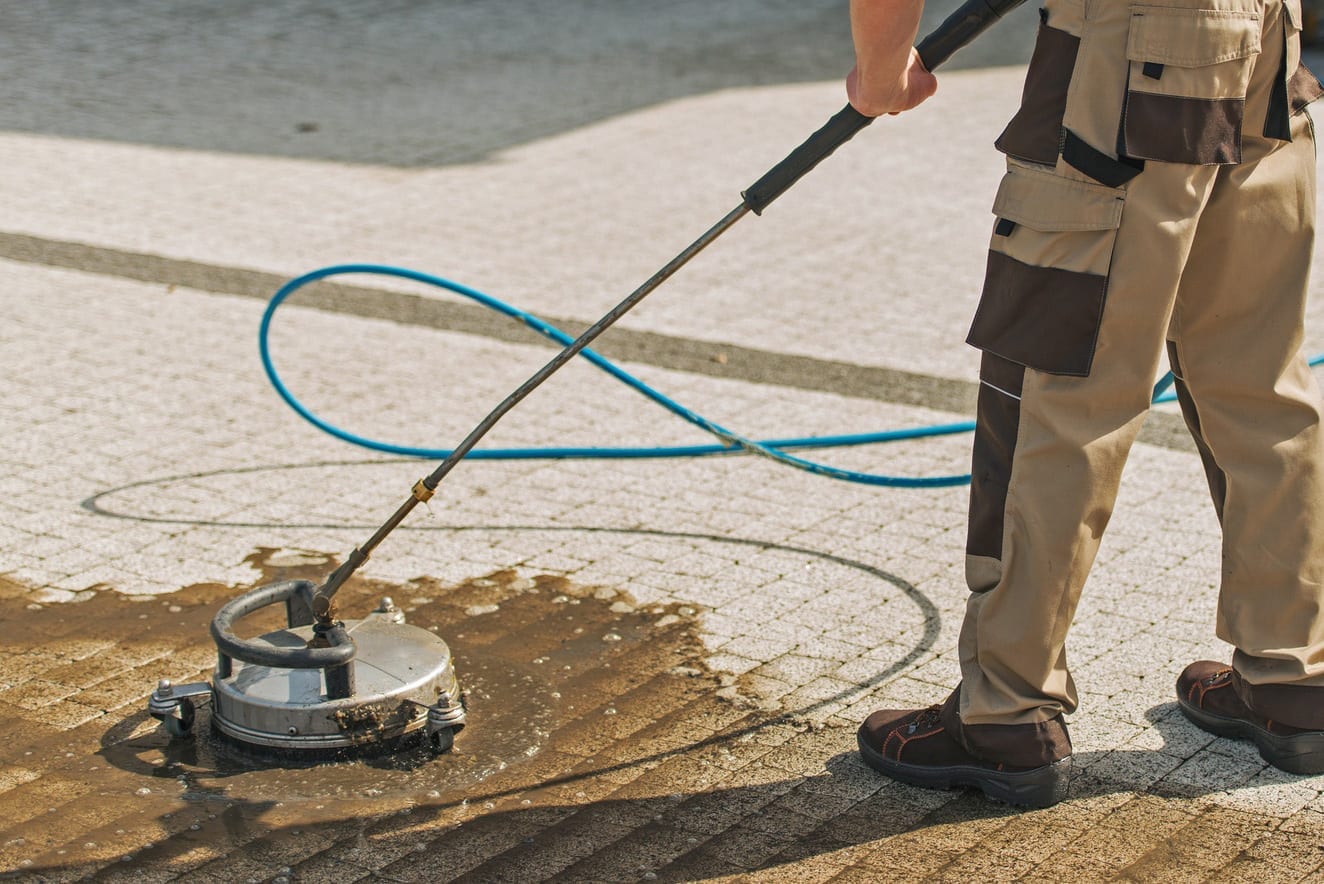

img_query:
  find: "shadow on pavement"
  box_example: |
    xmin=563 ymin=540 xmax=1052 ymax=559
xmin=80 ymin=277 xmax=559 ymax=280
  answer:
xmin=34 ymin=707 xmax=1313 ymax=881
xmin=1 ymin=0 xmax=1038 ymax=168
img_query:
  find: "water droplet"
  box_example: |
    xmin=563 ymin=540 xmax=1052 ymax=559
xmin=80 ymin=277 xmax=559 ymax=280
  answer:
xmin=483 ymin=802 xmax=494 ymax=810
xmin=550 ymin=692 xmax=562 ymax=699
xmin=603 ymin=633 xmax=622 ymax=642
xmin=121 ymin=855 xmax=133 ymax=863
xmin=189 ymin=824 xmax=200 ymax=831
xmin=84 ymin=842 xmax=97 ymax=849
xmin=604 ymin=708 xmax=617 ymax=715
xmin=135 ymin=787 xmax=151 ymax=796
xmin=427 ymin=790 xmax=441 ymax=799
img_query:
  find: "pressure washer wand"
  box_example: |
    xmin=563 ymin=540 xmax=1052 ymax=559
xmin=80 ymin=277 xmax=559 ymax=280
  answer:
xmin=310 ymin=0 xmax=1028 ymax=618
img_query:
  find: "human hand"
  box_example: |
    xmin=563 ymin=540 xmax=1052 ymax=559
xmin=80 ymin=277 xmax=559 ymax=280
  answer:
xmin=846 ymin=47 xmax=938 ymax=117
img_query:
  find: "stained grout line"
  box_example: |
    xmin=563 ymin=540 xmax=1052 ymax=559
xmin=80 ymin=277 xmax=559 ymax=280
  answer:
xmin=0 ymin=229 xmax=1195 ymax=452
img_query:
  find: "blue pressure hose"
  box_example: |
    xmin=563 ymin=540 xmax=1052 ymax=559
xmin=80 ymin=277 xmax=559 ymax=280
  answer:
xmin=1151 ymin=356 xmax=1324 ymax=403
xmin=259 ymin=265 xmax=974 ymax=488
xmin=260 ymin=264 xmax=1324 ymax=489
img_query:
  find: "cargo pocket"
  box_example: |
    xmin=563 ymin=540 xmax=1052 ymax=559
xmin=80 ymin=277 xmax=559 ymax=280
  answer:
xmin=1122 ymin=6 xmax=1261 ymax=164
xmin=1280 ymin=0 xmax=1324 ymax=115
xmin=967 ymin=162 xmax=1125 ymax=377
xmin=1289 ymin=61 xmax=1324 ymax=113
xmin=996 ymin=9 xmax=1081 ymax=166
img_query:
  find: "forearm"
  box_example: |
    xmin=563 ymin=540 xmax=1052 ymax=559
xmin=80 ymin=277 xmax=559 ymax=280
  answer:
xmin=846 ymin=0 xmax=935 ymax=116
xmin=850 ymin=0 xmax=926 ymax=86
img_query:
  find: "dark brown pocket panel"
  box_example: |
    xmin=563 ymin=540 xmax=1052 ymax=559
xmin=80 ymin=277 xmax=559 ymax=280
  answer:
xmin=1123 ymin=92 xmax=1244 ymax=164
xmin=967 ymin=352 xmax=1026 ymax=563
xmin=1290 ymin=63 xmax=1324 ymax=113
xmin=967 ymin=250 xmax=1108 ymax=377
xmin=995 ymin=23 xmax=1080 ymax=165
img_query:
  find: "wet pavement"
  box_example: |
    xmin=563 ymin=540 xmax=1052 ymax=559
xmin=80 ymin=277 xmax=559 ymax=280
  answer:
xmin=2 ymin=562 xmax=722 ymax=879
xmin=6 ymin=0 xmax=1324 ymax=880
xmin=6 ymin=561 xmax=1322 ymax=882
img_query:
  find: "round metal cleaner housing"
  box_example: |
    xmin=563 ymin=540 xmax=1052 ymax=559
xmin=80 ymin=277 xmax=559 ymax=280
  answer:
xmin=212 ymin=612 xmax=461 ymax=751
xmin=149 ymin=581 xmax=466 ymax=755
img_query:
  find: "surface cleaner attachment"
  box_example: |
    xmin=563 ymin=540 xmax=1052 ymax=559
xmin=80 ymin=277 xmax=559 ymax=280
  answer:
xmin=144 ymin=0 xmax=1021 ymax=762
xmin=148 ymin=579 xmax=465 ymax=755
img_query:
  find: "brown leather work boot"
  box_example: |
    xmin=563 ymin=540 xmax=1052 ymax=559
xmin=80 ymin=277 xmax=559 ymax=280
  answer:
xmin=856 ymin=689 xmax=1073 ymax=809
xmin=1177 ymin=661 xmax=1324 ymax=775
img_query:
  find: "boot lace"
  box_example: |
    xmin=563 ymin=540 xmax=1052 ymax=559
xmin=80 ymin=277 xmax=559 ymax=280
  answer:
xmin=907 ymin=705 xmax=943 ymax=734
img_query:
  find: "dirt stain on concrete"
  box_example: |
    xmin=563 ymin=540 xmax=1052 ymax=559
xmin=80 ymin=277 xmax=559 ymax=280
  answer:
xmin=2 ymin=555 xmax=1319 ymax=881
xmin=0 ymin=550 xmax=730 ymax=878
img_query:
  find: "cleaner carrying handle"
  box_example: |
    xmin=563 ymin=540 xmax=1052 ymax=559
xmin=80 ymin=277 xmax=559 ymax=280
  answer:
xmin=305 ymin=0 xmax=1030 ymax=617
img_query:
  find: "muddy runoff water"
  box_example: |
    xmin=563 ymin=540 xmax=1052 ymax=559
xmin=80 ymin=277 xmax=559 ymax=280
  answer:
xmin=0 ymin=549 xmax=735 ymax=877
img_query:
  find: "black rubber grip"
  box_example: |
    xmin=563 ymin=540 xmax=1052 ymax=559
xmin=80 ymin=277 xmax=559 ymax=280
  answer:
xmin=742 ymin=105 xmax=872 ymax=215
xmin=916 ymin=0 xmax=1029 ymax=72
xmin=741 ymin=0 xmax=1028 ymax=216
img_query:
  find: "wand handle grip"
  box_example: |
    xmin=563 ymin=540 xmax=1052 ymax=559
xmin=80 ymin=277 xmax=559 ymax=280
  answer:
xmin=741 ymin=0 xmax=1028 ymax=215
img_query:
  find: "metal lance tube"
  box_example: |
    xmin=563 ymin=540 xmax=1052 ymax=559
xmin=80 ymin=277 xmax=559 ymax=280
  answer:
xmin=312 ymin=205 xmax=750 ymax=614
xmin=309 ymin=0 xmax=1029 ymax=616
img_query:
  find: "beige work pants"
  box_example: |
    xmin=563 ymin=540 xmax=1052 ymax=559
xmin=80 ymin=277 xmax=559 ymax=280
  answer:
xmin=960 ymin=0 xmax=1324 ymax=728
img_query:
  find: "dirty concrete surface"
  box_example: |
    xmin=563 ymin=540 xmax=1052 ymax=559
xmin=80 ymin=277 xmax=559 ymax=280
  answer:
xmin=4 ymin=0 xmax=1324 ymax=881
xmin=5 ymin=560 xmax=1321 ymax=881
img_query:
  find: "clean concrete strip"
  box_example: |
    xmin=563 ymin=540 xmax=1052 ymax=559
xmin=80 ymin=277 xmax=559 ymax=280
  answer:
xmin=0 ymin=229 xmax=1193 ymax=451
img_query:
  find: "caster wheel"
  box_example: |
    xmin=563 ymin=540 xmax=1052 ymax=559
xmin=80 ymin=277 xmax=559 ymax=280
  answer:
xmin=161 ymin=698 xmax=196 ymax=739
xmin=428 ymin=727 xmax=455 ymax=754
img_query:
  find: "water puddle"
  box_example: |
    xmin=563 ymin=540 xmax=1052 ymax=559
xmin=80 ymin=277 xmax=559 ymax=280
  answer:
xmin=0 ymin=550 xmax=716 ymax=872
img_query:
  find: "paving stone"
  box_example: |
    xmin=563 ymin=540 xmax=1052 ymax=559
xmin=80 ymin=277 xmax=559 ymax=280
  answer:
xmin=2 ymin=4 xmax=1323 ymax=878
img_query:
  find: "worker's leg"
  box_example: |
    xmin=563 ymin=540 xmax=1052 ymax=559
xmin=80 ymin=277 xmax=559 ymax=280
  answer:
xmin=1165 ymin=4 xmax=1324 ymax=725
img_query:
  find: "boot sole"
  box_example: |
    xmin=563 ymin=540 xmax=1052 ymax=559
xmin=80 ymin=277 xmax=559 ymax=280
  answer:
xmin=1177 ymin=695 xmax=1324 ymax=775
xmin=856 ymin=726 xmax=1072 ymax=809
